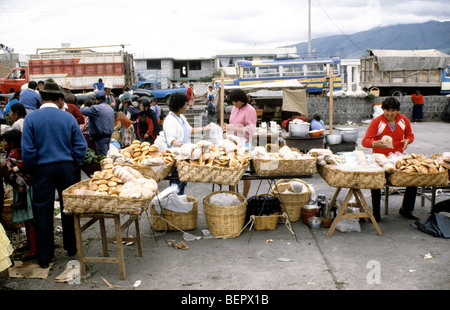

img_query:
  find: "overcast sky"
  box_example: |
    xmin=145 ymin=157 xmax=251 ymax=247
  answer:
xmin=1 ymin=0 xmax=449 ymax=59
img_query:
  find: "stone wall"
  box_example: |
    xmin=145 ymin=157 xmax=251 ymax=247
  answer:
xmin=306 ymin=96 xmax=449 ymax=125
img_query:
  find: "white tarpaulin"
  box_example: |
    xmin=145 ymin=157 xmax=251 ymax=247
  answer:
xmin=368 ymin=49 xmax=450 ymax=71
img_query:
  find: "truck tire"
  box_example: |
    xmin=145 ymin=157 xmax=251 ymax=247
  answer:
xmin=389 ymin=88 xmax=404 ymax=96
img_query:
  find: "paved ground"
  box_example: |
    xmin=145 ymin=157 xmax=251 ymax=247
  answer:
xmin=0 ymin=121 xmax=449 ymax=300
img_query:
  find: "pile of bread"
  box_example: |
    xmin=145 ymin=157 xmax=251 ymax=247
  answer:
xmin=108 ymin=140 xmax=174 ymax=166
xmin=393 ymin=153 xmax=447 ymax=174
xmin=173 ymin=139 xmax=250 ymax=168
xmin=75 ymin=164 xmax=158 ymax=199
xmin=250 ymin=145 xmax=307 ymax=160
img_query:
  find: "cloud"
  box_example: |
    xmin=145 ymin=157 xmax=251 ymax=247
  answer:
xmin=0 ymin=0 xmax=449 ymax=58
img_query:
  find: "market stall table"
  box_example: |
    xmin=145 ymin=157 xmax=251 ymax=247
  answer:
xmin=318 ymin=165 xmax=384 ymax=237
xmin=281 ymin=133 xmax=324 ymax=152
xmin=73 ymin=213 xmax=143 ymax=280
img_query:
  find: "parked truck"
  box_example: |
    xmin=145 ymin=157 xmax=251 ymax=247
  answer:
xmin=0 ymin=49 xmax=136 ymax=98
xmin=133 ymin=80 xmax=188 ymax=103
xmin=360 ymin=49 xmax=450 ymax=96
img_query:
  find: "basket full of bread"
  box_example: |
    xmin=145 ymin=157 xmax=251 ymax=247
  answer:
xmin=174 ymin=137 xmax=250 ymax=186
xmin=316 ymin=150 xmax=386 ymax=189
xmin=62 ymin=164 xmax=158 ymax=215
xmin=387 ymin=153 xmax=448 ymax=187
xmin=251 ymin=145 xmax=317 ymax=177
xmin=101 ymin=140 xmax=175 ymax=182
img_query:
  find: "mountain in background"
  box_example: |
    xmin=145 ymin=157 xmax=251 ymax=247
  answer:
xmin=284 ymin=20 xmax=450 ymax=59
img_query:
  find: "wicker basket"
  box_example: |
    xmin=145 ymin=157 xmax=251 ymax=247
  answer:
xmin=101 ymin=159 xmax=175 ymax=183
xmin=149 ymin=196 xmax=198 ymax=231
xmin=62 ymin=179 xmax=154 ymax=215
xmin=318 ymin=165 xmax=386 ymax=189
xmin=177 ymin=160 xmax=249 ymax=186
xmin=252 ymin=213 xmax=280 ymax=231
xmin=387 ymin=170 xmax=448 ymax=187
xmin=203 ymin=191 xmax=247 ymax=238
xmin=252 ymin=157 xmax=317 ymax=177
xmin=270 ymin=179 xmax=311 ymax=222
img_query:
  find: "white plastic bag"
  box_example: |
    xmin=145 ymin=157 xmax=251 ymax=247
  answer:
xmin=336 ymin=218 xmax=361 ymax=232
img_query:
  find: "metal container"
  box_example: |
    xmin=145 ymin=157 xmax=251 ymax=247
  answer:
xmin=337 ymin=127 xmax=358 ymax=143
xmin=325 ymin=134 xmax=342 ymax=145
xmin=289 ymin=122 xmax=310 ymax=137
xmin=308 ymin=216 xmax=322 ymax=229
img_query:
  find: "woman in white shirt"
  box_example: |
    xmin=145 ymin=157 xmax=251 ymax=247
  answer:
xmin=10 ymin=102 xmax=27 ymax=132
xmin=163 ymin=92 xmax=207 ymax=194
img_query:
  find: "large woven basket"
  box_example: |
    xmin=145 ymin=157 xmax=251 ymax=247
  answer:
xmin=62 ymin=179 xmax=154 ymax=215
xmin=318 ymin=165 xmax=386 ymax=189
xmin=270 ymin=179 xmax=311 ymax=222
xmin=387 ymin=170 xmax=448 ymax=187
xmin=149 ymin=196 xmax=198 ymax=231
xmin=203 ymin=191 xmax=247 ymax=238
xmin=252 ymin=157 xmax=317 ymax=177
xmin=177 ymin=161 xmax=249 ymax=186
xmin=101 ymin=159 xmax=175 ymax=183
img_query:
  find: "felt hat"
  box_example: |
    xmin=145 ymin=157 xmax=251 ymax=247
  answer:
xmin=40 ymin=81 xmax=62 ymax=94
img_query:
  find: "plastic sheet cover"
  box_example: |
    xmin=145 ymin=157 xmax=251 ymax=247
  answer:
xmin=368 ymin=49 xmax=450 ymax=71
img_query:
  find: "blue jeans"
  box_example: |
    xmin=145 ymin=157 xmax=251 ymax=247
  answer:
xmin=94 ymin=135 xmax=112 ymax=156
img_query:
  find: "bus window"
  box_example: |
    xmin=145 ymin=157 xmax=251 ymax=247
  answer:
xmin=243 ymin=67 xmax=256 ymax=79
xmin=445 ymin=67 xmax=450 ymax=78
xmin=283 ymin=65 xmax=303 ymax=77
xmin=259 ymin=66 xmax=279 ymax=78
xmin=306 ymin=64 xmax=325 ymax=75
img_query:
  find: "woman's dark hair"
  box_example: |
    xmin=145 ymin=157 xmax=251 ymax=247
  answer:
xmin=168 ymin=92 xmax=188 ymax=113
xmin=10 ymin=102 xmax=27 ymax=118
xmin=13 ymin=91 xmax=20 ymax=100
xmin=228 ymin=89 xmax=249 ymax=105
xmin=313 ymin=114 xmax=321 ymax=121
xmin=139 ymin=100 xmax=151 ymax=110
xmin=1 ymin=129 xmax=22 ymax=149
xmin=381 ymin=97 xmax=400 ymax=111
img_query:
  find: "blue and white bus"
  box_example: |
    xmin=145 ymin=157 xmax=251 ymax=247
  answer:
xmin=232 ymin=57 xmax=342 ymax=95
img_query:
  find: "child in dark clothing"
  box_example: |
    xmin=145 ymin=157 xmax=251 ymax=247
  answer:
xmin=137 ymin=100 xmax=160 ymax=144
xmin=1 ymin=129 xmax=35 ymax=257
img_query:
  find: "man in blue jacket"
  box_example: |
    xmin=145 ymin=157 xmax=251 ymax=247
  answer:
xmin=20 ymin=81 xmax=41 ymax=113
xmin=22 ymin=81 xmax=87 ymax=268
xmin=80 ymin=90 xmax=115 ymax=155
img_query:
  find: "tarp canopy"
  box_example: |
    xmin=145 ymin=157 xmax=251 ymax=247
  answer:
xmin=368 ymin=49 xmax=450 ymax=71
xmin=282 ymin=89 xmax=307 ymax=114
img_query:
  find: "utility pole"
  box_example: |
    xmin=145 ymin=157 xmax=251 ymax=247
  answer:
xmin=308 ymin=0 xmax=311 ymax=57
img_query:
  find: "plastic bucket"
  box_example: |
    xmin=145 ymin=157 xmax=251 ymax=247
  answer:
xmin=302 ymin=205 xmax=319 ymax=225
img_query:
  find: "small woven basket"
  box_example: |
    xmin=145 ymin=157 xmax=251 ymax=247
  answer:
xmin=252 ymin=213 xmax=280 ymax=231
xmin=252 ymin=157 xmax=317 ymax=177
xmin=318 ymin=165 xmax=386 ymax=189
xmin=271 ymin=179 xmax=311 ymax=222
xmin=203 ymin=191 xmax=247 ymax=238
xmin=149 ymin=196 xmax=198 ymax=231
xmin=177 ymin=161 xmax=249 ymax=186
xmin=62 ymin=179 xmax=153 ymax=215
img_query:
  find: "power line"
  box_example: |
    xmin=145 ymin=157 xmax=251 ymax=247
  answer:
xmin=314 ymin=0 xmax=366 ymax=53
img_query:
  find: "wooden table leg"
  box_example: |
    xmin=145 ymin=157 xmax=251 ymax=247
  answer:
xmin=325 ymin=187 xmax=341 ymax=215
xmin=113 ymin=215 xmax=126 ymax=280
xmin=134 ymin=217 xmax=143 ymax=257
xmin=99 ymin=217 xmax=108 ymax=256
xmin=73 ymin=214 xmax=86 ymax=277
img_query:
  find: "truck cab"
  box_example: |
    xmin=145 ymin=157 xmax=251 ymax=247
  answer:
xmin=0 ymin=67 xmax=29 ymax=95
